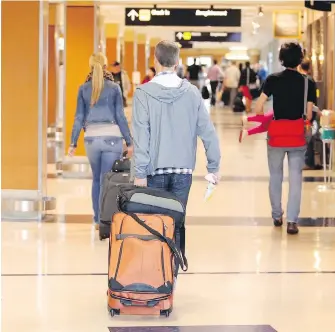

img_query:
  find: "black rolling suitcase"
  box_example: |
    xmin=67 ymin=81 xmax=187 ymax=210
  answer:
xmin=99 ymin=156 xmax=132 ymax=240
xmin=233 ymin=92 xmax=245 ymax=112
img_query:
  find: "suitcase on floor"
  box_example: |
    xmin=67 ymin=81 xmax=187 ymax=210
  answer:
xmin=107 ymin=212 xmax=186 ymax=317
xmin=116 ymin=184 xmax=187 ymax=269
xmin=99 ymin=157 xmax=132 ymax=240
xmin=233 ymin=92 xmax=245 ymax=112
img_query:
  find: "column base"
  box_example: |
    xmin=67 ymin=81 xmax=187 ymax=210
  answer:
xmin=47 ymin=125 xmax=63 ymax=142
xmin=57 ymin=156 xmax=92 ymax=178
xmin=1 ymin=190 xmax=56 ymax=220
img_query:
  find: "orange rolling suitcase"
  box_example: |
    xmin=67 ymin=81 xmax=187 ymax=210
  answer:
xmin=107 ymin=212 xmax=186 ymax=317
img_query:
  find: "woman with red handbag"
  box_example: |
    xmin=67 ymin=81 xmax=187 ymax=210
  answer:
xmin=253 ymin=43 xmax=315 ymax=235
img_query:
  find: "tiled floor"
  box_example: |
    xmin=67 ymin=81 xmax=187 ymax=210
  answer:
xmin=2 ymin=108 xmax=335 ymax=332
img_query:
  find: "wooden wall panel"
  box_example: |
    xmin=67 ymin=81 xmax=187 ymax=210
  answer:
xmin=65 ymin=6 xmax=94 ymax=156
xmin=1 ymin=1 xmax=40 ymax=189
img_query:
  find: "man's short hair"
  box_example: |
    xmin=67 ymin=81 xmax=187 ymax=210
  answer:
xmin=279 ymin=42 xmax=303 ymax=68
xmin=300 ymin=58 xmax=311 ymax=72
xmin=155 ymin=40 xmax=180 ymax=68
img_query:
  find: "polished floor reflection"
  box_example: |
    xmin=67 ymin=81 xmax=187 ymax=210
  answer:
xmin=2 ymin=108 xmax=335 ymax=332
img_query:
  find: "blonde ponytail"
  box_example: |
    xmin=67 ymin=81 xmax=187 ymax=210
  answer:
xmin=89 ymin=52 xmax=108 ymax=106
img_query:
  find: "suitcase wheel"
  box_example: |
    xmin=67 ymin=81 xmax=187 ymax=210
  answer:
xmin=160 ymin=309 xmax=171 ymax=318
xmin=108 ymin=306 xmax=120 ymax=317
xmin=99 ymin=234 xmax=109 ymax=241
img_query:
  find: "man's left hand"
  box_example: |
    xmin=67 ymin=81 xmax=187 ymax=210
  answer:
xmin=134 ymin=177 xmax=147 ymax=187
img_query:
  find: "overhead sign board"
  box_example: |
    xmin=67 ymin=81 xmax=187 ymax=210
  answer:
xmin=175 ymin=31 xmax=241 ymax=42
xmin=176 ymin=42 xmax=193 ymax=49
xmin=305 ymin=1 xmax=333 ymax=12
xmin=273 ymin=11 xmax=301 ymax=39
xmin=125 ymin=8 xmax=241 ymax=27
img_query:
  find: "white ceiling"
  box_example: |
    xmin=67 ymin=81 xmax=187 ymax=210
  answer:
xmin=101 ymin=2 xmax=304 ymax=50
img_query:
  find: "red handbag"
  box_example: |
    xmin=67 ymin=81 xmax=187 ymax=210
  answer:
xmin=267 ymin=76 xmax=308 ymax=148
xmin=268 ymin=118 xmax=306 ymax=147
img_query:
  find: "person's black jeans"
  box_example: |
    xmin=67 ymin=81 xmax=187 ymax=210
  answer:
xmin=210 ymin=81 xmax=219 ymax=106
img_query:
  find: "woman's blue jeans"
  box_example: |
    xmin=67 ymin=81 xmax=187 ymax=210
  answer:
xmin=84 ymin=136 xmax=123 ymax=223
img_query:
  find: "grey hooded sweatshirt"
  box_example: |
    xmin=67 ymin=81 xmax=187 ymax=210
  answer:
xmin=132 ymin=79 xmax=221 ymax=179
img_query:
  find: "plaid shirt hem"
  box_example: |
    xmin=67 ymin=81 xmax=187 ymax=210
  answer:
xmin=154 ymin=168 xmax=193 ymax=175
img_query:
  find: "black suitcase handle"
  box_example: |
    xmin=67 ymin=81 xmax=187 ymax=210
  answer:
xmin=125 ymin=212 xmax=188 ymax=272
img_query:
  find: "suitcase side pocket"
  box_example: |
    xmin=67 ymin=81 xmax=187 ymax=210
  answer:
xmin=110 ymin=237 xmax=167 ymax=294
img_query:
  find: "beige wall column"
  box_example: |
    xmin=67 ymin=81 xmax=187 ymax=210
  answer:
xmin=247 ymin=49 xmax=261 ymax=64
xmin=96 ymin=10 xmax=105 ymax=54
xmin=48 ymin=4 xmax=57 ymax=127
xmin=137 ymin=34 xmax=147 ymax=81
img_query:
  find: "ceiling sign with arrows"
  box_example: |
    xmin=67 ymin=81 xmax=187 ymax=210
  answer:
xmin=125 ymin=8 xmax=241 ymax=27
xmin=175 ymin=31 xmax=242 ymax=42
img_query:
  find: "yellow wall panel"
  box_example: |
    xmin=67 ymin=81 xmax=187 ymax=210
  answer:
xmin=124 ymin=41 xmax=134 ymax=95
xmin=138 ymin=43 xmax=146 ymax=81
xmin=149 ymin=46 xmax=155 ymax=67
xmin=65 ymin=6 xmax=94 ymax=156
xmin=106 ymin=38 xmax=117 ymax=66
xmin=1 ymin=1 xmax=40 ymax=190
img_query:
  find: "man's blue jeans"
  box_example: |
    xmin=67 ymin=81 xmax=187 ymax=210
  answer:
xmin=84 ymin=136 xmax=123 ymax=223
xmin=147 ymin=173 xmax=192 ymax=262
xmin=147 ymin=173 xmax=193 ymax=208
xmin=267 ymin=146 xmax=306 ymax=223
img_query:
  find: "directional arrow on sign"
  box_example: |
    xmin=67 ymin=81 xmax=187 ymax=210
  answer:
xmin=127 ymin=9 xmax=139 ymax=21
xmin=176 ymin=32 xmax=183 ymax=40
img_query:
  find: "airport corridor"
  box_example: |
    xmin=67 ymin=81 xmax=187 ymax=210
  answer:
xmin=2 ymin=108 xmax=335 ymax=332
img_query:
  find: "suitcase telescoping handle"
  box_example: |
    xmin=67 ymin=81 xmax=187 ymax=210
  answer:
xmin=125 ymin=212 xmax=188 ymax=272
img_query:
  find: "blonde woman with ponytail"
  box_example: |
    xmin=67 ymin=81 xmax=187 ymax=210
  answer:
xmin=68 ymin=52 xmax=133 ymax=230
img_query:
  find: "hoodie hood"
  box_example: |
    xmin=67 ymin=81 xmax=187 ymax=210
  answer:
xmin=136 ymin=79 xmax=192 ymax=104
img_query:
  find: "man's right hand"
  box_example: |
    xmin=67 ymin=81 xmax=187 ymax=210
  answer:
xmin=205 ymin=173 xmax=220 ymax=184
xmin=126 ymin=145 xmax=134 ymax=158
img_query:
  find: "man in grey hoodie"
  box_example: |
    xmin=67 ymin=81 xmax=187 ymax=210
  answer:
xmin=132 ymin=40 xmax=221 ymax=207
